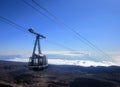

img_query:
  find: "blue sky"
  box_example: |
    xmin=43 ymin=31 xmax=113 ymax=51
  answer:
xmin=0 ymin=0 xmax=120 ymax=65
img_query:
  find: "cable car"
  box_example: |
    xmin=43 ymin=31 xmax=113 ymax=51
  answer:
xmin=28 ymin=28 xmax=48 ymax=70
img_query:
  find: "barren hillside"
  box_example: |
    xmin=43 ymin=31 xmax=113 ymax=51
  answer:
xmin=0 ymin=60 xmax=120 ymax=87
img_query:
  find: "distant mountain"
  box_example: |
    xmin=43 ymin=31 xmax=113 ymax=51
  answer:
xmin=0 ymin=55 xmax=21 ymax=60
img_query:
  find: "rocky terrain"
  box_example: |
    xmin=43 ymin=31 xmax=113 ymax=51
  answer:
xmin=0 ymin=60 xmax=120 ymax=87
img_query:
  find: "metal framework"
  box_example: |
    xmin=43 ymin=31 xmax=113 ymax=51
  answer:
xmin=28 ymin=28 xmax=48 ymax=70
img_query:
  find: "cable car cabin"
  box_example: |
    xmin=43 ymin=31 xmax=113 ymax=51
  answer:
xmin=28 ymin=28 xmax=48 ymax=70
xmin=28 ymin=54 xmax=48 ymax=70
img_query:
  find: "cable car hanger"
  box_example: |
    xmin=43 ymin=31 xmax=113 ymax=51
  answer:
xmin=28 ymin=28 xmax=48 ymax=70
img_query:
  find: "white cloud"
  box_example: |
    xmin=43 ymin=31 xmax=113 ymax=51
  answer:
xmin=8 ymin=57 xmax=28 ymax=62
xmin=110 ymin=56 xmax=120 ymax=65
xmin=48 ymin=59 xmax=115 ymax=67
xmin=43 ymin=51 xmax=85 ymax=56
xmin=1 ymin=50 xmax=120 ymax=66
xmin=7 ymin=57 xmax=115 ymax=67
xmin=104 ymin=51 xmax=120 ymax=66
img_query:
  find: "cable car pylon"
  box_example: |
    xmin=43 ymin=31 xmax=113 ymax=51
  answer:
xmin=28 ymin=28 xmax=48 ymax=70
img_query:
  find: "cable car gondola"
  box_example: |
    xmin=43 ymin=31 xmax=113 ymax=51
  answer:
xmin=28 ymin=28 xmax=48 ymax=70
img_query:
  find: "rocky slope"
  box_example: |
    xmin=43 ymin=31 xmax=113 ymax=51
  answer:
xmin=0 ymin=60 xmax=120 ymax=87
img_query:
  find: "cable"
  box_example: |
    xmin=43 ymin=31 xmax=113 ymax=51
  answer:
xmin=0 ymin=16 xmax=28 ymax=33
xmin=22 ymin=0 xmax=58 ymax=24
xmin=31 ymin=0 xmax=111 ymax=59
xmin=0 ymin=16 xmax=110 ymax=64
xmin=0 ymin=16 xmax=79 ymax=53
xmin=46 ymin=39 xmax=75 ymax=52
xmin=32 ymin=0 xmax=58 ymax=20
xmin=22 ymin=0 xmax=94 ymax=50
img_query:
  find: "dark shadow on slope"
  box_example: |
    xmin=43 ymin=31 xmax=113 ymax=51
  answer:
xmin=48 ymin=81 xmax=68 ymax=87
xmin=0 ymin=83 xmax=13 ymax=87
xmin=69 ymin=78 xmax=116 ymax=87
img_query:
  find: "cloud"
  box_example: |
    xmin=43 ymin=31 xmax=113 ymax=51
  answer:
xmin=43 ymin=51 xmax=85 ymax=56
xmin=6 ymin=57 xmax=115 ymax=67
xmin=104 ymin=51 xmax=120 ymax=66
xmin=8 ymin=57 xmax=28 ymax=62
xmin=0 ymin=50 xmax=119 ymax=66
xmin=0 ymin=55 xmax=22 ymax=60
xmin=48 ymin=59 xmax=115 ymax=67
xmin=110 ymin=56 xmax=120 ymax=65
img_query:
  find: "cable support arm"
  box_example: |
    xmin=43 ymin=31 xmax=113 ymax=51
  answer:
xmin=28 ymin=28 xmax=46 ymax=38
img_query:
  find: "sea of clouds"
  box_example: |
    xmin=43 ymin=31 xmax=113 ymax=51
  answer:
xmin=0 ymin=51 xmax=119 ymax=67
